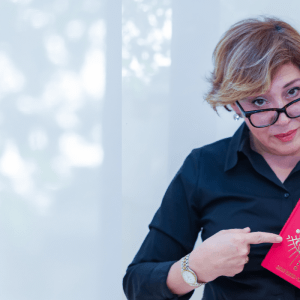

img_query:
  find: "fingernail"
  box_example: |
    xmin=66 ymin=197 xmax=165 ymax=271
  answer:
xmin=244 ymin=227 xmax=250 ymax=231
xmin=276 ymin=236 xmax=283 ymax=242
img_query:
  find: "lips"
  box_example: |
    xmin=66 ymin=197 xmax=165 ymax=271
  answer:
xmin=274 ymin=129 xmax=297 ymax=138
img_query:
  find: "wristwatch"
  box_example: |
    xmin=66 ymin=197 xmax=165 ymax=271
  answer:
xmin=181 ymin=254 xmax=205 ymax=288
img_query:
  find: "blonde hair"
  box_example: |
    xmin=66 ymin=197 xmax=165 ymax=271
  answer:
xmin=205 ymin=16 xmax=300 ymax=114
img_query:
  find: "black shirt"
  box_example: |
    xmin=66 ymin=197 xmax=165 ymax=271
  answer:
xmin=123 ymin=122 xmax=300 ymax=300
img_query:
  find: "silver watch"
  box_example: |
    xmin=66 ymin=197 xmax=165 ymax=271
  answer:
xmin=181 ymin=254 xmax=205 ymax=288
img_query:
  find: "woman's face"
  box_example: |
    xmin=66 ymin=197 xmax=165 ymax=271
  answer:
xmin=231 ymin=62 xmax=300 ymax=157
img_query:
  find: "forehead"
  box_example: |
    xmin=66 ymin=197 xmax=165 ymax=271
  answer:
xmin=243 ymin=63 xmax=300 ymax=100
xmin=271 ymin=63 xmax=300 ymax=85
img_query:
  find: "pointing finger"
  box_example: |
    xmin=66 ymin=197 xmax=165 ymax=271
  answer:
xmin=245 ymin=231 xmax=282 ymax=245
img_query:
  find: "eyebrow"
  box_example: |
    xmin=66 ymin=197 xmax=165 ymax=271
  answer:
xmin=244 ymin=78 xmax=300 ymax=102
xmin=283 ymin=78 xmax=300 ymax=88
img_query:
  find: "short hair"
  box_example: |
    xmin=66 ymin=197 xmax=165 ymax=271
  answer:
xmin=204 ymin=16 xmax=300 ymax=114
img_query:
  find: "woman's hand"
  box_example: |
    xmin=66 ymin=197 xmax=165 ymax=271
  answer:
xmin=189 ymin=227 xmax=282 ymax=283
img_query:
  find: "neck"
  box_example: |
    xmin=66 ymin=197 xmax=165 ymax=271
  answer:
xmin=249 ymin=132 xmax=300 ymax=168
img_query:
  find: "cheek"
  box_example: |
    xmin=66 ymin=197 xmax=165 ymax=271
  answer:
xmin=246 ymin=121 xmax=270 ymax=142
xmin=252 ymin=129 xmax=270 ymax=142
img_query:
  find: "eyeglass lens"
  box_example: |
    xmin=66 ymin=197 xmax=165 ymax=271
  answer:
xmin=250 ymin=100 xmax=300 ymax=127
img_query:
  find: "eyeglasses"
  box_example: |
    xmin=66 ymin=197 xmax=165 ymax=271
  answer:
xmin=235 ymin=98 xmax=300 ymax=128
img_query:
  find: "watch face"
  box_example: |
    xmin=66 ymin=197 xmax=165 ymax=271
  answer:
xmin=183 ymin=271 xmax=196 ymax=284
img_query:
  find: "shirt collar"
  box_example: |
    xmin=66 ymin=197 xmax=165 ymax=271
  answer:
xmin=224 ymin=122 xmax=250 ymax=172
xmin=224 ymin=121 xmax=300 ymax=180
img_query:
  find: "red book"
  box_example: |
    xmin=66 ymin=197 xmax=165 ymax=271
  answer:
xmin=261 ymin=198 xmax=300 ymax=289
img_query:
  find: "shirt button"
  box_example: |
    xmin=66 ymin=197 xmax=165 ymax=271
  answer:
xmin=284 ymin=193 xmax=290 ymax=198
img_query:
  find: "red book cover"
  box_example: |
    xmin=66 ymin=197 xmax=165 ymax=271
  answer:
xmin=261 ymin=198 xmax=300 ymax=289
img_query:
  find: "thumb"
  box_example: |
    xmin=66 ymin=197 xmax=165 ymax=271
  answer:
xmin=225 ymin=227 xmax=251 ymax=234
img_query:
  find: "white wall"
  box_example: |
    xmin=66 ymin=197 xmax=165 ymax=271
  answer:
xmin=122 ymin=0 xmax=300 ymax=299
xmin=0 ymin=1 xmax=107 ymax=299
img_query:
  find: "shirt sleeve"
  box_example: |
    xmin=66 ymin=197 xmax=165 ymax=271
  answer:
xmin=123 ymin=149 xmax=203 ymax=300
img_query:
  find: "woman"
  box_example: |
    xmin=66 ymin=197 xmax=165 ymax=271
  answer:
xmin=123 ymin=16 xmax=300 ymax=300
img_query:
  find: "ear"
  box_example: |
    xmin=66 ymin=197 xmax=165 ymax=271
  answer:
xmin=231 ymin=102 xmax=242 ymax=116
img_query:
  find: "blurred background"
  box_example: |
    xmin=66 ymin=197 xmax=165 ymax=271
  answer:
xmin=0 ymin=0 xmax=122 ymax=299
xmin=122 ymin=0 xmax=299 ymax=299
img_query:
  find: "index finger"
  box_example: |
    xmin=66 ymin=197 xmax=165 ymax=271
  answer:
xmin=245 ymin=231 xmax=282 ymax=244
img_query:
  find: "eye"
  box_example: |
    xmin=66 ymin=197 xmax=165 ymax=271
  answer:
xmin=287 ymin=87 xmax=300 ymax=97
xmin=252 ymin=98 xmax=267 ymax=107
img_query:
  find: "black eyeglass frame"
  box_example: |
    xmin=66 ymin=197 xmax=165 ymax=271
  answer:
xmin=235 ymin=98 xmax=300 ymax=128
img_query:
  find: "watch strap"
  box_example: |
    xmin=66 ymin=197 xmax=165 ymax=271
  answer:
xmin=181 ymin=254 xmax=205 ymax=288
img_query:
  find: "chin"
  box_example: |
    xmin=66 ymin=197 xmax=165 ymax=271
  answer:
xmin=271 ymin=143 xmax=300 ymax=156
